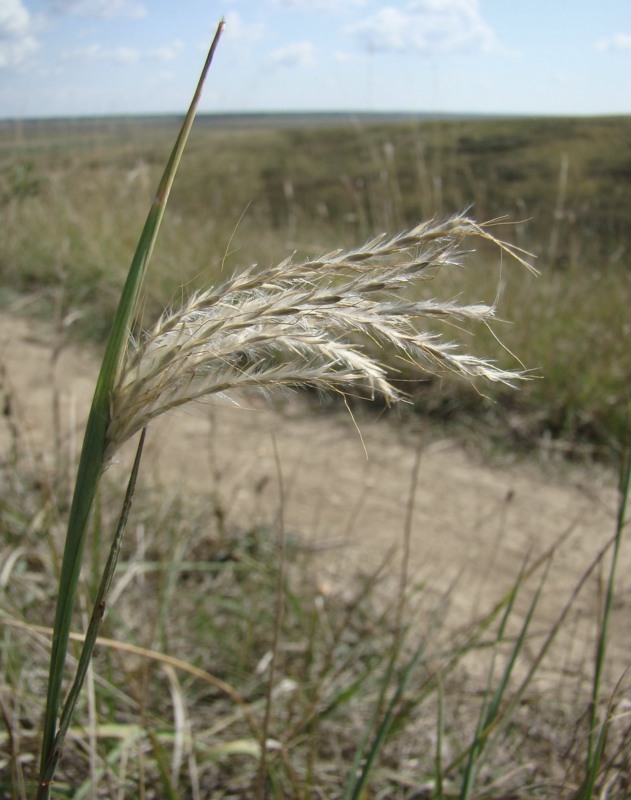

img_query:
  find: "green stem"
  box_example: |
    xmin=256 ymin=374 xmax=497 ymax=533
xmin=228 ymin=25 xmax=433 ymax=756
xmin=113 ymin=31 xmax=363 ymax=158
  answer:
xmin=37 ymin=19 xmax=225 ymax=797
xmin=585 ymin=452 xmax=630 ymax=778
xmin=37 ymin=429 xmax=147 ymax=797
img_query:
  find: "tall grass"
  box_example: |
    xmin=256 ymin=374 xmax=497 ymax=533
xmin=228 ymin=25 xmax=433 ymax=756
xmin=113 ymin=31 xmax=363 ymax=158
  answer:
xmin=31 ymin=19 xmax=536 ymax=795
xmin=36 ymin=21 xmax=226 ymax=797
xmin=0 ymin=20 xmax=629 ymax=800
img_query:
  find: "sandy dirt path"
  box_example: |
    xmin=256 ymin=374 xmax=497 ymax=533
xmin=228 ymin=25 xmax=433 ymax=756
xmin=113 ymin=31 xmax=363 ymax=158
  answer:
xmin=1 ymin=310 xmax=628 ymax=684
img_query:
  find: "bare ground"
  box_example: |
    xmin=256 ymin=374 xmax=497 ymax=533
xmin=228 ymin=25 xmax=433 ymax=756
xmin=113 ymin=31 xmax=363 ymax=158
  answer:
xmin=1 ymin=309 xmax=629 ymax=688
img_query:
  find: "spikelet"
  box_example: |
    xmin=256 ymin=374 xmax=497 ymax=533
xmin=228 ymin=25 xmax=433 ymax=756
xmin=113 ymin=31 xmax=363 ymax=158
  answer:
xmin=105 ymin=214 xmax=533 ymax=459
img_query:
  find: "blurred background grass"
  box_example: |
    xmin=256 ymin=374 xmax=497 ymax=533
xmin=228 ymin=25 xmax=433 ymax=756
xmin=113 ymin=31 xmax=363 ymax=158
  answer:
xmin=1 ymin=113 xmax=629 ymax=457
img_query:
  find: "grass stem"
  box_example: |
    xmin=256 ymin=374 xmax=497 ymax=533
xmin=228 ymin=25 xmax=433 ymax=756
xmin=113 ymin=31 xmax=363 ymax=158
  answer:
xmin=37 ymin=429 xmax=147 ymax=794
xmin=37 ymin=20 xmax=225 ymax=796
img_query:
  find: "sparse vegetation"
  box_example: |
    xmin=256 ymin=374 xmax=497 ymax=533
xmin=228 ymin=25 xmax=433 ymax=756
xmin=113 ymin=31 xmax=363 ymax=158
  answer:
xmin=1 ymin=112 xmax=630 ymax=455
xmin=1 ymin=425 xmax=629 ymax=797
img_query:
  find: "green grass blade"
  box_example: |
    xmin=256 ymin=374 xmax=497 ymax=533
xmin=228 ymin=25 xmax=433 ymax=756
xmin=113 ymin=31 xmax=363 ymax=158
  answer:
xmin=456 ymin=512 xmax=626 ymax=796
xmin=345 ymin=632 xmax=427 ymax=800
xmin=37 ymin=20 xmax=225 ymax=796
xmin=39 ymin=429 xmax=147 ymax=790
xmin=316 ymin=668 xmax=379 ymax=721
xmin=147 ymin=730 xmax=180 ymax=800
xmin=578 ymin=666 xmax=628 ymax=800
xmin=459 ymin=558 xmax=547 ymax=800
xmin=580 ymin=709 xmax=610 ymax=800
xmin=458 ymin=564 xmax=524 ymax=798
xmin=584 ymin=452 xmax=630 ymax=784
xmin=342 ymin=640 xmax=400 ymax=800
xmin=434 ymin=677 xmax=445 ymax=800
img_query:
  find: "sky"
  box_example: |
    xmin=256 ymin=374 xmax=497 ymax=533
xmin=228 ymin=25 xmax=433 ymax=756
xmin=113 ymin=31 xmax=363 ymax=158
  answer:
xmin=1 ymin=0 xmax=630 ymax=119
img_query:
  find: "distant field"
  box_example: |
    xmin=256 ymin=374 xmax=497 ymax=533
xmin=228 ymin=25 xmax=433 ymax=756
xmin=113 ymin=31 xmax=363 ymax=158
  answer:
xmin=1 ymin=113 xmax=629 ymax=456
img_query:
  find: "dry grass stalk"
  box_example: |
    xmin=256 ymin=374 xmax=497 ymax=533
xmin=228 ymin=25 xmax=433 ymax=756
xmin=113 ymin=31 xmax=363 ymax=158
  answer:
xmin=106 ymin=214 xmax=533 ymax=458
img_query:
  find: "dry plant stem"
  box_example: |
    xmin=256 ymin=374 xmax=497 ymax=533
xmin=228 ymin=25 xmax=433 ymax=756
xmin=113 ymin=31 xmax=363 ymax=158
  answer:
xmin=346 ymin=445 xmax=423 ymax=797
xmin=396 ymin=443 xmax=422 ymax=633
xmin=0 ymin=694 xmax=27 ymax=800
xmin=3 ymin=615 xmax=255 ymax=727
xmin=256 ymin=435 xmax=286 ymax=799
xmin=38 ymin=20 xmax=225 ymax=796
xmin=38 ymin=428 xmax=147 ymax=795
xmin=449 ymin=521 xmax=627 ymax=781
xmin=283 ymin=547 xmax=399 ymax=747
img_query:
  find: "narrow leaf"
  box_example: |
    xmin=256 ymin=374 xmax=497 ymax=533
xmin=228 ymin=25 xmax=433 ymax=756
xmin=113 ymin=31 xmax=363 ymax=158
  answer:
xmin=37 ymin=19 xmax=225 ymax=797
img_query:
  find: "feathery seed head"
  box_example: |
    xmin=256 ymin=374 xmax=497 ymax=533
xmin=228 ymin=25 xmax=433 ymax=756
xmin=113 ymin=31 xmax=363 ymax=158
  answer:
xmin=105 ymin=214 xmax=534 ymax=459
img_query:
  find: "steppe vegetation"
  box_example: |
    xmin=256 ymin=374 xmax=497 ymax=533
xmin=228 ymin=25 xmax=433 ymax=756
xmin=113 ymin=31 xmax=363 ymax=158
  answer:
xmin=0 ymin=55 xmax=629 ymax=799
xmin=1 ymin=112 xmax=630 ymax=453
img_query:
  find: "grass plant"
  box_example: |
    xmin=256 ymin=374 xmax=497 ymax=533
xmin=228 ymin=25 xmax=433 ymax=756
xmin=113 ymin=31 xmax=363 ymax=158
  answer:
xmin=29 ymin=21 xmax=532 ymax=795
xmin=37 ymin=22 xmax=226 ymax=797
xmin=579 ymin=455 xmax=630 ymax=798
xmin=0 ymin=18 xmax=629 ymax=800
xmin=36 ymin=109 xmax=533 ymax=800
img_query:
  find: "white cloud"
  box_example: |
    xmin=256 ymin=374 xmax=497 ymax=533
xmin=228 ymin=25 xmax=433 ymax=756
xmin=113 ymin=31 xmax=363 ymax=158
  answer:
xmin=149 ymin=40 xmax=183 ymax=62
xmin=268 ymin=40 xmax=316 ymax=68
xmin=349 ymin=1 xmax=497 ymax=54
xmin=0 ymin=0 xmax=38 ymax=68
xmin=272 ymin=0 xmax=364 ymax=9
xmin=595 ymin=33 xmax=631 ymax=52
xmin=408 ymin=0 xmax=476 ymax=11
xmin=61 ymin=43 xmax=139 ymax=63
xmin=61 ymin=40 xmax=182 ymax=65
xmin=48 ymin=0 xmax=147 ymax=19
xmin=223 ymin=12 xmax=266 ymax=46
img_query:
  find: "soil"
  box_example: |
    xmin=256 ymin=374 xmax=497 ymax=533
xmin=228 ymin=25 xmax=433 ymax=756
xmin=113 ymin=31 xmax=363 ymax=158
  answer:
xmin=1 ymin=310 xmax=629 ymax=688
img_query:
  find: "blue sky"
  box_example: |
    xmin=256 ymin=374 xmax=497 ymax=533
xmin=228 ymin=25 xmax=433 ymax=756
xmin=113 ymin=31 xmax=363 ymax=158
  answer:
xmin=1 ymin=1 xmax=630 ymax=118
